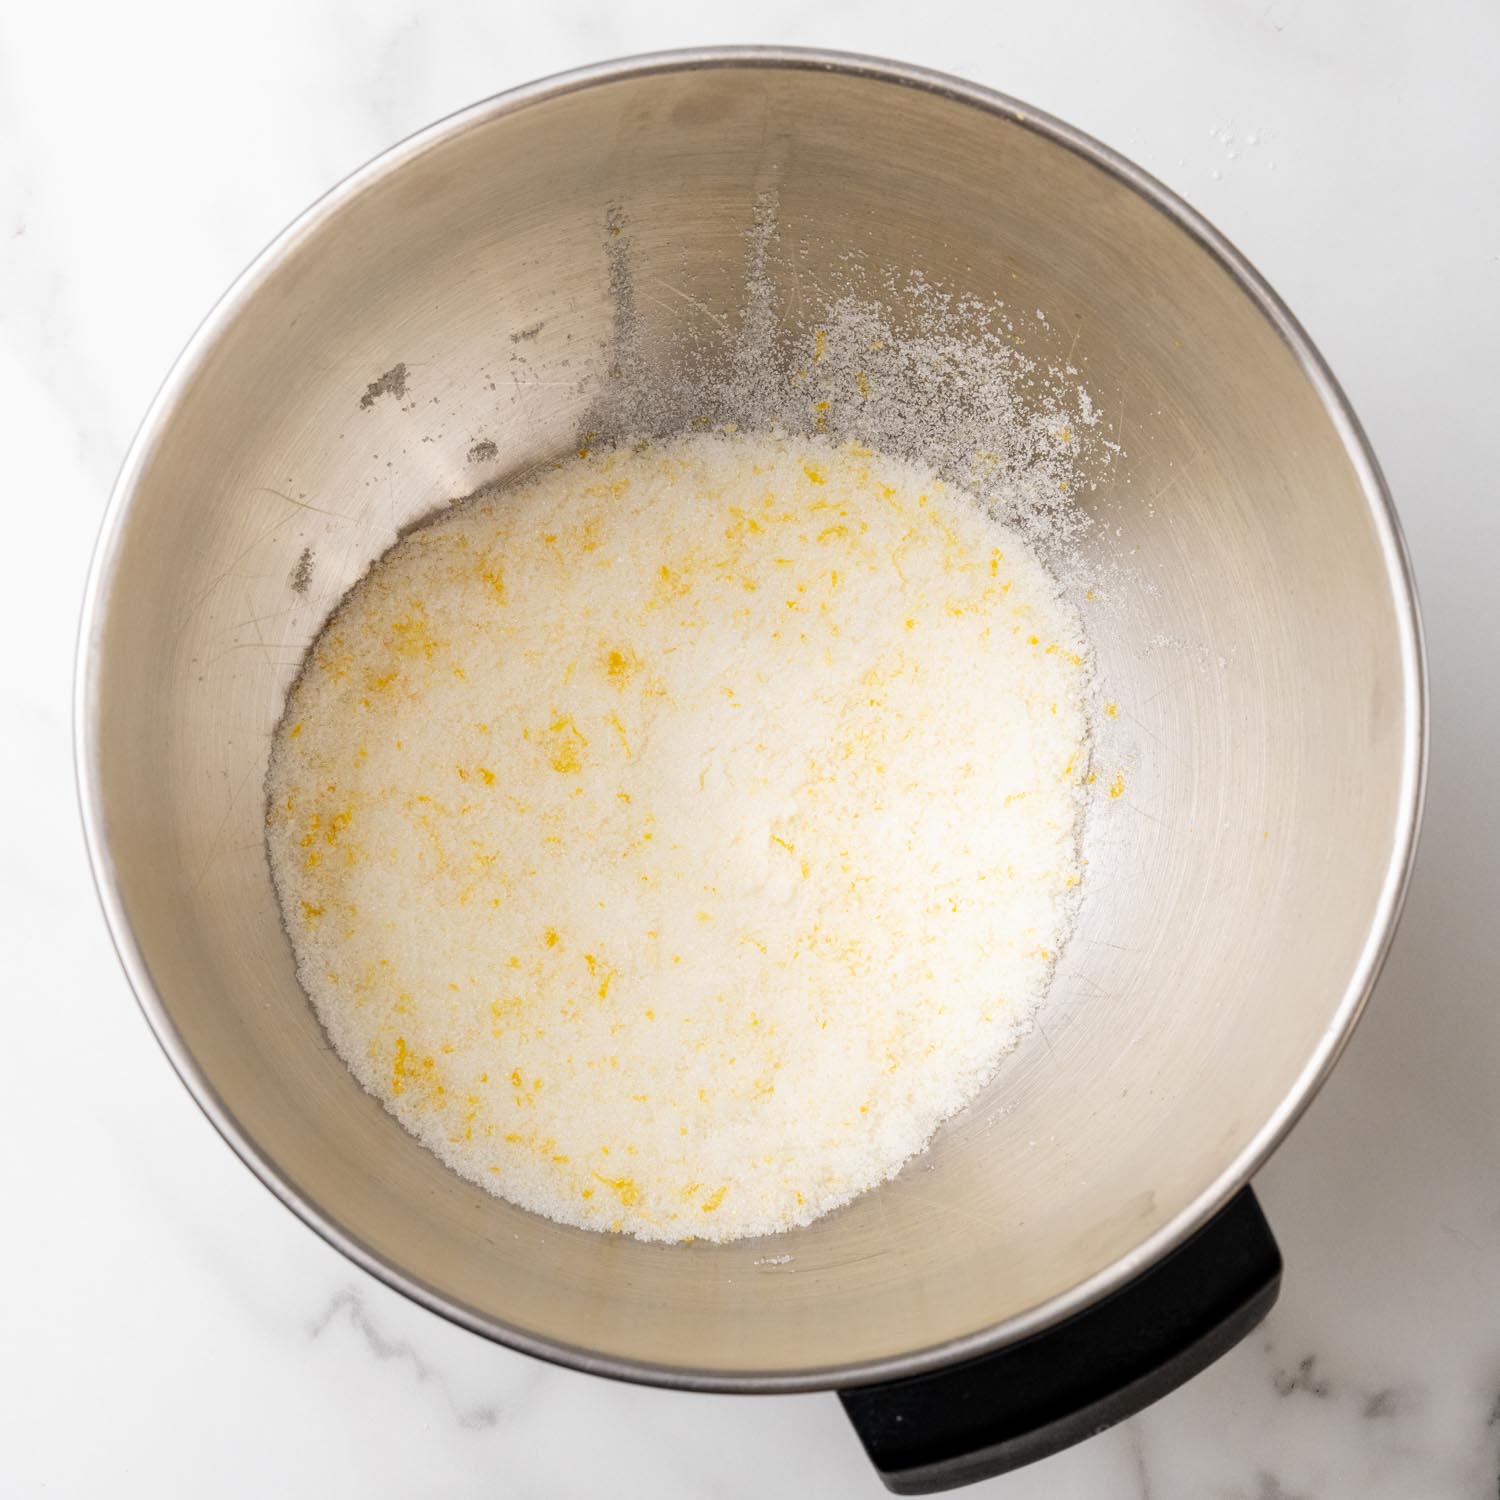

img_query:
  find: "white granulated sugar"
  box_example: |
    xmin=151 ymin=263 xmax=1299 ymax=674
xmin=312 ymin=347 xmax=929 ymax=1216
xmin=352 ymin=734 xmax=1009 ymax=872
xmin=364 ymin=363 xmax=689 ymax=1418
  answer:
xmin=267 ymin=431 xmax=1090 ymax=1242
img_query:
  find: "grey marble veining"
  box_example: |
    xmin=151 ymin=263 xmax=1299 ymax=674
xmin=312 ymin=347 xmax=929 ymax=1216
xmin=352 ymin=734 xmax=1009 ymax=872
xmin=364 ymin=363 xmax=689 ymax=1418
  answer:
xmin=4 ymin=1 xmax=1498 ymax=1496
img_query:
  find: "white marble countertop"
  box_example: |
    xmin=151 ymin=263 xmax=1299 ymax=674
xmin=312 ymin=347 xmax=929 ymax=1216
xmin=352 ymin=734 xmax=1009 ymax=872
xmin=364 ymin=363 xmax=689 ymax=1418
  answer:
xmin=4 ymin=1 xmax=1498 ymax=1495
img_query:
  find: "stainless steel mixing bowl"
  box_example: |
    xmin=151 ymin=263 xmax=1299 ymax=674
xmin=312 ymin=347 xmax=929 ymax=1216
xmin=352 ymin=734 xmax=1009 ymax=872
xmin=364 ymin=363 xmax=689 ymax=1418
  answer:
xmin=77 ymin=46 xmax=1424 ymax=1485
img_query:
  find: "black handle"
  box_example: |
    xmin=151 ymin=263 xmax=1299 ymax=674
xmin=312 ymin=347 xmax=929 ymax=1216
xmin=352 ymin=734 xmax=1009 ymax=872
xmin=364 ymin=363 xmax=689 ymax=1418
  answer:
xmin=839 ymin=1186 xmax=1281 ymax=1494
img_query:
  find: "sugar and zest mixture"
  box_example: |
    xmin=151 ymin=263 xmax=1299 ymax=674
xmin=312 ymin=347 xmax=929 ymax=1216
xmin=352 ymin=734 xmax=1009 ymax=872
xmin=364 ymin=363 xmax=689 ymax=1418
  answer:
xmin=266 ymin=432 xmax=1090 ymax=1242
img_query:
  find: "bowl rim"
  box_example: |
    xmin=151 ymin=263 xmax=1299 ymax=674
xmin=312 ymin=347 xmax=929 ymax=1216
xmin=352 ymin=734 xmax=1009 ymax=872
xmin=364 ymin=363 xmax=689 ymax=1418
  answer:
xmin=75 ymin=44 xmax=1428 ymax=1394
